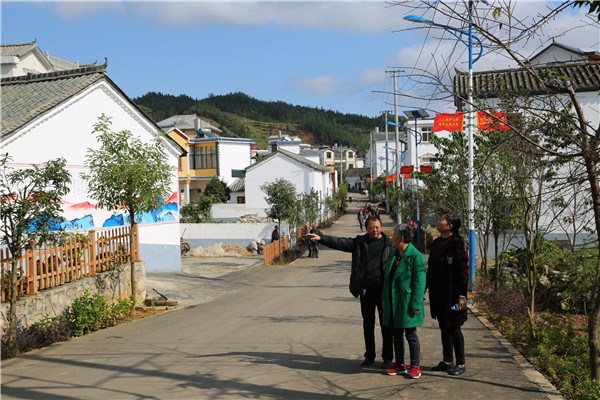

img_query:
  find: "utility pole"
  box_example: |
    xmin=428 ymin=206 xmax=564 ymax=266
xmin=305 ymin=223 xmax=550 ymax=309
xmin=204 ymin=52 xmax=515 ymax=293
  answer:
xmin=386 ymin=69 xmax=404 ymax=223
xmin=380 ymin=110 xmax=391 ymax=214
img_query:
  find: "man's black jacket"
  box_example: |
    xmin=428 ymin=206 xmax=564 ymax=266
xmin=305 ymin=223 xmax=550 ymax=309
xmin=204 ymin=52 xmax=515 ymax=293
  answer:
xmin=319 ymin=232 xmax=392 ymax=298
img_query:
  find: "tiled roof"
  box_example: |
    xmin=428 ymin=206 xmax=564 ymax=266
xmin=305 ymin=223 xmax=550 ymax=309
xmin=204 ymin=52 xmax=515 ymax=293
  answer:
xmin=247 ymin=149 xmax=330 ymax=173
xmin=228 ymin=177 xmax=245 ymax=192
xmin=0 ymin=41 xmax=38 ymax=57
xmin=1 ymin=65 xmax=108 ymax=137
xmin=454 ymin=61 xmax=600 ymax=109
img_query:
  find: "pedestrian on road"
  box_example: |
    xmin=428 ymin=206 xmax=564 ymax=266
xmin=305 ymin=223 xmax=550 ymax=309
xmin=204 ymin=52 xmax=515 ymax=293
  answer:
xmin=309 ymin=224 xmax=321 ymax=258
xmin=382 ymin=223 xmax=426 ymax=379
xmin=303 ymin=221 xmax=313 ymax=257
xmin=306 ymin=216 xmax=394 ymax=370
xmin=357 ymin=210 xmax=364 ymax=232
xmin=271 ymin=225 xmax=280 ymax=243
xmin=427 ymin=212 xmax=469 ymax=376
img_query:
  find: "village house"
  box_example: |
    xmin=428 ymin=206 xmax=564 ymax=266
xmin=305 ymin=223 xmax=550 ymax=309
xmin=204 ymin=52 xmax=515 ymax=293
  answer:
xmin=1 ymin=42 xmax=184 ymax=272
xmin=158 ymin=114 xmax=254 ymax=205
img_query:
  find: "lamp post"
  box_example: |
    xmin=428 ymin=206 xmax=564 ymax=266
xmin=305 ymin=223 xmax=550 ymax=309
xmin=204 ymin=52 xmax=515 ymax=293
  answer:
xmin=404 ymin=2 xmax=482 ymax=290
xmin=386 ymin=121 xmax=424 ymax=244
xmin=403 ymin=109 xmax=429 ymax=246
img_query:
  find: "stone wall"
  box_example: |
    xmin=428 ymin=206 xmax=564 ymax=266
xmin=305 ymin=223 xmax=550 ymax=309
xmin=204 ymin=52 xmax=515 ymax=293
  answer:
xmin=0 ymin=261 xmax=145 ymax=329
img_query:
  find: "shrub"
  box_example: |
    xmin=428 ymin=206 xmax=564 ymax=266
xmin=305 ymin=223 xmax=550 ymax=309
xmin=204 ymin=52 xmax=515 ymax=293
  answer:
xmin=534 ymin=314 xmax=598 ymax=400
xmin=1 ymin=310 xmax=73 ymax=359
xmin=70 ymin=289 xmax=110 ymax=336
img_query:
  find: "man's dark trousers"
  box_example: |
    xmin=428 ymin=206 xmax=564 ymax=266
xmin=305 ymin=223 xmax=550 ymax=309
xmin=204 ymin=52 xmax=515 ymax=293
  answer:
xmin=360 ymin=287 xmax=393 ymax=362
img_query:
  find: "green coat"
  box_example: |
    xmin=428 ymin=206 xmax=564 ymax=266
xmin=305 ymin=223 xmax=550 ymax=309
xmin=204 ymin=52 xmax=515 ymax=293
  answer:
xmin=382 ymin=243 xmax=427 ymax=329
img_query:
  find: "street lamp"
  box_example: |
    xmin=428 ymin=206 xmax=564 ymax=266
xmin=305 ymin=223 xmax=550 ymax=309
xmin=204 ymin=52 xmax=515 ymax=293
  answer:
xmin=404 ymin=2 xmax=482 ymax=290
xmin=404 ymin=110 xmax=429 ymax=246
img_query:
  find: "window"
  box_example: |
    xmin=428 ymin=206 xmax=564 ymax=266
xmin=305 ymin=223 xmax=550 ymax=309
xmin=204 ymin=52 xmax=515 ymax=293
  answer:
xmin=190 ymin=145 xmax=217 ymax=169
xmin=326 ymin=151 xmax=333 ymax=159
xmin=421 ymin=127 xmax=432 ymax=143
xmin=347 ymin=151 xmax=353 ymax=158
xmin=237 ymin=196 xmax=246 ymax=204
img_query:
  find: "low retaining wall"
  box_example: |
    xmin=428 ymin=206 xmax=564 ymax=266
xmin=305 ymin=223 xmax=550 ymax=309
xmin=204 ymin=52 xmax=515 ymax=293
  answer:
xmin=181 ymin=222 xmax=292 ymax=250
xmin=0 ymin=261 xmax=145 ymax=329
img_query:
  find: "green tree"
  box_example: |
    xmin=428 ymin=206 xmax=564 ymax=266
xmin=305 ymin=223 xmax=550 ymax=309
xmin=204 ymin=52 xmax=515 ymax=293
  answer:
xmin=204 ymin=177 xmax=231 ymax=203
xmin=0 ymin=154 xmax=71 ymax=349
xmin=82 ymin=114 xmax=174 ymax=303
xmin=261 ymin=178 xmax=298 ymax=261
xmin=180 ymin=196 xmax=213 ymax=223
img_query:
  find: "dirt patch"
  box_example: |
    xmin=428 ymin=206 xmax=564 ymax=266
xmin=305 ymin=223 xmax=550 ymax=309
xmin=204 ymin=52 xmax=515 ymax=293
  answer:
xmin=188 ymin=243 xmax=254 ymax=257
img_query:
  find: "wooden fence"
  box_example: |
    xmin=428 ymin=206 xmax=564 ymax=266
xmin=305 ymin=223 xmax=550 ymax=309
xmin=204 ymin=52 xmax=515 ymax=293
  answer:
xmin=263 ymin=236 xmax=290 ymax=266
xmin=1 ymin=224 xmax=140 ymax=301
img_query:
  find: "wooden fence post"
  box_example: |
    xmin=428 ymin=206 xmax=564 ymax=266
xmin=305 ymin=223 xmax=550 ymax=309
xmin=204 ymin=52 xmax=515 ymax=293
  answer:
xmin=26 ymin=248 xmax=39 ymax=295
xmin=133 ymin=222 xmax=141 ymax=262
xmin=88 ymin=230 xmax=97 ymax=276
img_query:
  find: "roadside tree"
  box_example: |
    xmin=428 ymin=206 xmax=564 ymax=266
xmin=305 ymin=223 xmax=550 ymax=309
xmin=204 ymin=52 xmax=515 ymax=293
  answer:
xmin=261 ymin=178 xmax=297 ymax=261
xmin=0 ymin=154 xmax=71 ymax=349
xmin=82 ymin=114 xmax=173 ymax=303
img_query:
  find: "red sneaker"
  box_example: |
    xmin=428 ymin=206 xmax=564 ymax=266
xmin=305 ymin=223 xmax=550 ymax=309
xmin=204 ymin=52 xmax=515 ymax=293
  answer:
xmin=408 ymin=364 xmax=421 ymax=379
xmin=386 ymin=362 xmax=407 ymax=376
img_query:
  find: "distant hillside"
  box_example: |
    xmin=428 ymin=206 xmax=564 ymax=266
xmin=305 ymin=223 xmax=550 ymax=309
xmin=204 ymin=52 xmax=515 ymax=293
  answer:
xmin=133 ymin=91 xmax=387 ymax=152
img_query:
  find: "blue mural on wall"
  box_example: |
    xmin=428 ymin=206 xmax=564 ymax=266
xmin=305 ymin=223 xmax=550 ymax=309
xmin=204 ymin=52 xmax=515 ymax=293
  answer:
xmin=103 ymin=214 xmax=125 ymax=227
xmin=62 ymin=214 xmax=95 ymax=230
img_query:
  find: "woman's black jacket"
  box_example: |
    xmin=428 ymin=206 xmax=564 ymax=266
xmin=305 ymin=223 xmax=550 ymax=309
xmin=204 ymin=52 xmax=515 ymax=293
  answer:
xmin=319 ymin=233 xmax=392 ymax=298
xmin=427 ymin=234 xmax=469 ymax=327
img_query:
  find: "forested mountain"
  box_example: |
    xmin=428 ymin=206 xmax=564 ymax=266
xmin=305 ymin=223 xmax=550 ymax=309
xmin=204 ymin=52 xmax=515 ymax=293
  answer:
xmin=134 ymin=91 xmax=387 ymax=152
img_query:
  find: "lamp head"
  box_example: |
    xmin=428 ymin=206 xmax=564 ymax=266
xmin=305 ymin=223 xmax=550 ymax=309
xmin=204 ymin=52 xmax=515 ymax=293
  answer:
xmin=404 ymin=15 xmax=435 ymax=26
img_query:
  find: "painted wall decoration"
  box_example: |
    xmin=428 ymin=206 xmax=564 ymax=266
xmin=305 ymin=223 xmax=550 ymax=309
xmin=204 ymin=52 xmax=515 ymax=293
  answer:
xmin=60 ymin=192 xmax=179 ymax=231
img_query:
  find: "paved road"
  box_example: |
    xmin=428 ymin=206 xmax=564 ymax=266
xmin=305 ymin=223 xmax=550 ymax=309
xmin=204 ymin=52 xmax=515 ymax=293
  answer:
xmin=1 ymin=195 xmax=563 ymax=399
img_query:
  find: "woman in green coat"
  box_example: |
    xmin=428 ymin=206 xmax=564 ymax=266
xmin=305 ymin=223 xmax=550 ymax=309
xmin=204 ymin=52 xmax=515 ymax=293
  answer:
xmin=382 ymin=223 xmax=427 ymax=379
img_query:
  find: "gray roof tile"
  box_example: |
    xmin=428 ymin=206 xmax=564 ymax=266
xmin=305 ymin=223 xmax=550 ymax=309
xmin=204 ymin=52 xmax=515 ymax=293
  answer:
xmin=454 ymin=61 xmax=600 ymax=109
xmin=1 ymin=66 xmax=107 ymax=137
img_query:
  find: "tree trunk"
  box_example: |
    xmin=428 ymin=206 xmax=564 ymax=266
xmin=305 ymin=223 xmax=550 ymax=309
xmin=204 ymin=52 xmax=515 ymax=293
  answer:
xmin=8 ymin=256 xmax=19 ymax=351
xmin=590 ymin=272 xmax=600 ymax=380
xmin=129 ymin=209 xmax=137 ymax=304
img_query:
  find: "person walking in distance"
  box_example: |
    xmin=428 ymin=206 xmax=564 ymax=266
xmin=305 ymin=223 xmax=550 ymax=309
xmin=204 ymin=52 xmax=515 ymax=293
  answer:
xmin=427 ymin=213 xmax=469 ymax=376
xmin=382 ymin=223 xmax=426 ymax=379
xmin=357 ymin=209 xmax=364 ymax=232
xmin=271 ymin=225 xmax=280 ymax=243
xmin=309 ymin=223 xmax=321 ymax=258
xmin=306 ymin=217 xmax=394 ymax=369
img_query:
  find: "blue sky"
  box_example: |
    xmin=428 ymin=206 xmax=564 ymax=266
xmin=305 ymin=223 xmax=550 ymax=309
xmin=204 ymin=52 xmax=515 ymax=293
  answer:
xmin=2 ymin=1 xmax=598 ymax=118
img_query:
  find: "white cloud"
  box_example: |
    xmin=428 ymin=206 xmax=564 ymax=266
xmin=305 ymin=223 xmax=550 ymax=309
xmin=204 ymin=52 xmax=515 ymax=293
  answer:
xmin=358 ymin=68 xmax=386 ymax=86
xmin=49 ymin=1 xmax=408 ymax=34
xmin=297 ymin=75 xmax=348 ymax=96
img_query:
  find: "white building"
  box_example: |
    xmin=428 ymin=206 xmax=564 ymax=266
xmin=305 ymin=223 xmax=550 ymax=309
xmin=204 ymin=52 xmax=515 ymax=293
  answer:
xmin=0 ymin=40 xmax=91 ymax=78
xmin=159 ymin=115 xmax=254 ymax=205
xmin=1 ymin=62 xmax=184 ymax=272
xmin=245 ymin=149 xmax=334 ymax=220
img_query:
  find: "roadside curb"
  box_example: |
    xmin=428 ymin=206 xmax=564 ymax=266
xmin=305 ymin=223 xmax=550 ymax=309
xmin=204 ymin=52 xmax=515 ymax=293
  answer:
xmin=469 ymin=305 xmax=565 ymax=400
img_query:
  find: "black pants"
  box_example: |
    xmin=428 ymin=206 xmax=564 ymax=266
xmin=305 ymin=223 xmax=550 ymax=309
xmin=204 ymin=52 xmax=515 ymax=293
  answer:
xmin=309 ymin=241 xmax=318 ymax=257
xmin=360 ymin=287 xmax=393 ymax=362
xmin=440 ymin=324 xmax=465 ymax=365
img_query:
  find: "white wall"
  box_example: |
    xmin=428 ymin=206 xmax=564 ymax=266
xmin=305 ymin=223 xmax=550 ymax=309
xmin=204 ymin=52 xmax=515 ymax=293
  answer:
xmin=181 ymin=222 xmax=291 ymax=248
xmin=245 ymin=154 xmax=331 ymax=217
xmin=3 ymin=80 xmax=182 ymax=272
xmin=218 ymin=141 xmax=252 ymax=185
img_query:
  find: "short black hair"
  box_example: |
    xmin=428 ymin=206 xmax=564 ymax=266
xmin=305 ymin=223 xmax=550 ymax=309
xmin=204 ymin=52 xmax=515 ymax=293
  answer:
xmin=365 ymin=216 xmax=381 ymax=228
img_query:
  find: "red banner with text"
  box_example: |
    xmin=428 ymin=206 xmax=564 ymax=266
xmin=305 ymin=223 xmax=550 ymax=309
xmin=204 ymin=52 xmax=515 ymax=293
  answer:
xmin=433 ymin=112 xmax=464 ymax=133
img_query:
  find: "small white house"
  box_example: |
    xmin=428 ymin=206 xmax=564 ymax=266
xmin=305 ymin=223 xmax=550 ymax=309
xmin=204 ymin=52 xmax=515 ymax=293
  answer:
xmin=1 ymin=62 xmax=184 ymax=272
xmin=245 ymin=149 xmax=334 ymax=220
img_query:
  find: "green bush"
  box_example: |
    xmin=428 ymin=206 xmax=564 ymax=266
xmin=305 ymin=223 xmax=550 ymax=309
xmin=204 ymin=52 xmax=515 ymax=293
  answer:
xmin=534 ymin=314 xmax=598 ymax=400
xmin=70 ymin=289 xmax=110 ymax=336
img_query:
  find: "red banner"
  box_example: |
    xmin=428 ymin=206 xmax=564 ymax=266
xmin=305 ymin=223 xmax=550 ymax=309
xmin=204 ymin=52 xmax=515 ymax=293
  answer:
xmin=400 ymin=165 xmax=414 ymax=174
xmin=433 ymin=112 xmax=464 ymax=132
xmin=404 ymin=173 xmax=411 ymax=179
xmin=420 ymin=165 xmax=433 ymax=174
xmin=385 ymin=177 xmax=394 ymax=182
xmin=477 ymin=111 xmax=509 ymax=131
